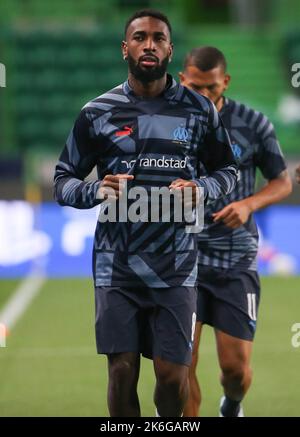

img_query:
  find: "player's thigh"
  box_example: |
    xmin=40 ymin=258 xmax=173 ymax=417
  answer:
xmin=212 ymin=270 xmax=261 ymax=342
xmin=153 ymin=356 xmax=189 ymax=385
xmin=215 ymin=329 xmax=253 ymax=372
xmin=193 ymin=321 xmax=203 ymax=355
xmin=151 ymin=286 xmax=197 ymax=366
xmin=197 ymin=267 xmax=216 ymax=327
xmin=189 ymin=321 xmax=203 ymax=375
xmin=94 ymin=286 xmax=143 ymax=354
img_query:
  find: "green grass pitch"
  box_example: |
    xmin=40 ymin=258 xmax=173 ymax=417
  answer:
xmin=0 ymin=277 xmax=299 ymax=416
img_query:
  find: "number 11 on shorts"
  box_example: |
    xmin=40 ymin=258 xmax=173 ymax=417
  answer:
xmin=247 ymin=293 xmax=256 ymax=321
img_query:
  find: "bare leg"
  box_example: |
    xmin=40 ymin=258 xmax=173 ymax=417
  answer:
xmin=107 ymin=352 xmax=141 ymax=417
xmin=215 ymin=329 xmax=253 ymax=415
xmin=183 ymin=322 xmax=203 ymax=417
xmin=153 ymin=356 xmax=189 ymax=417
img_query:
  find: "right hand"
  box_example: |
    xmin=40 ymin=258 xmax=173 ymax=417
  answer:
xmin=97 ymin=174 xmax=134 ymax=200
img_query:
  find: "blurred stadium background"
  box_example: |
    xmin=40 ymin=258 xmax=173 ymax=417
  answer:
xmin=0 ymin=0 xmax=300 ymax=416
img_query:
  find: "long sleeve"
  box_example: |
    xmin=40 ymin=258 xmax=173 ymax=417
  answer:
xmin=54 ymin=109 xmax=102 ymax=209
xmin=253 ymin=114 xmax=287 ymax=180
xmin=194 ymin=98 xmax=237 ymax=203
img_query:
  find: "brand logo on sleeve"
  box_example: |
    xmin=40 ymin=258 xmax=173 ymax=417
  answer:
xmin=231 ymin=143 xmax=242 ymax=160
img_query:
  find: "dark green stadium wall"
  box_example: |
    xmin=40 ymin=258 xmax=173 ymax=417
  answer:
xmin=0 ymin=0 xmax=300 ymax=157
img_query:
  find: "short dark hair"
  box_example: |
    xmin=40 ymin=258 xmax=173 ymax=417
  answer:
xmin=124 ymin=9 xmax=172 ymax=38
xmin=184 ymin=46 xmax=227 ymax=72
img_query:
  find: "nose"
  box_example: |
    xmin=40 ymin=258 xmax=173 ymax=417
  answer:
xmin=143 ymin=36 xmax=156 ymax=52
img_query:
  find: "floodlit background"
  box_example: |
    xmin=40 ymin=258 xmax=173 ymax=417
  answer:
xmin=0 ymin=0 xmax=300 ymax=416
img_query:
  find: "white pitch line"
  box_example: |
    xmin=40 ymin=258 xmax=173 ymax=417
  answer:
xmin=0 ymin=274 xmax=46 ymax=331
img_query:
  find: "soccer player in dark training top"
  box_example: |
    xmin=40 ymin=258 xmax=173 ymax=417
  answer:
xmin=180 ymin=46 xmax=292 ymax=417
xmin=54 ymin=12 xmax=237 ymax=417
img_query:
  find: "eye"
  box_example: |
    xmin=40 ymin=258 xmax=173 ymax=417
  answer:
xmin=133 ymin=35 xmax=143 ymax=41
xmin=154 ymin=34 xmax=167 ymax=42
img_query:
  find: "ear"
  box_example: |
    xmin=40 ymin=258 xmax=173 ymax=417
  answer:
xmin=168 ymin=42 xmax=174 ymax=63
xmin=121 ymin=40 xmax=128 ymax=61
xmin=178 ymin=72 xmax=185 ymax=84
xmin=224 ymin=74 xmax=231 ymax=90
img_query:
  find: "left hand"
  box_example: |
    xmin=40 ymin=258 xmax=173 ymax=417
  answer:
xmin=169 ymin=179 xmax=198 ymax=206
xmin=212 ymin=200 xmax=252 ymax=229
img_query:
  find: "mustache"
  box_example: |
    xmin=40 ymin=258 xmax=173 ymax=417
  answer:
xmin=138 ymin=54 xmax=159 ymax=63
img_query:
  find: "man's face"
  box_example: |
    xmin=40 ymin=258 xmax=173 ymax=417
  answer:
xmin=179 ymin=65 xmax=230 ymax=107
xmin=122 ymin=16 xmax=173 ymax=83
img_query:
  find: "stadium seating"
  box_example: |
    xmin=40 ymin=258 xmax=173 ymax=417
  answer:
xmin=0 ymin=0 xmax=299 ymax=157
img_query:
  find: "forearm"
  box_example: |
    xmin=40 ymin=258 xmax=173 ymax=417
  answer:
xmin=194 ymin=165 xmax=237 ymax=203
xmin=54 ymin=171 xmax=101 ymax=209
xmin=243 ymin=173 xmax=292 ymax=213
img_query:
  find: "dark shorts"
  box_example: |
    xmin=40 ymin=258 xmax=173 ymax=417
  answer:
xmin=94 ymin=286 xmax=197 ymax=366
xmin=197 ymin=266 xmax=260 ymax=341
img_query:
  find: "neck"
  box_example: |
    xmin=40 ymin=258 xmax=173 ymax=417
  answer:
xmin=128 ymin=73 xmax=167 ymax=97
xmin=215 ymin=95 xmax=225 ymax=112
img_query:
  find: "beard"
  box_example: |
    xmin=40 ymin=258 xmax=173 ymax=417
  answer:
xmin=127 ymin=53 xmax=169 ymax=83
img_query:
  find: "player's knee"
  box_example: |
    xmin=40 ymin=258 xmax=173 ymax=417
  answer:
xmin=156 ymin=367 xmax=188 ymax=399
xmin=221 ymin=361 xmax=252 ymax=384
xmin=109 ymin=357 xmax=138 ymax=384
